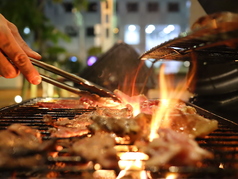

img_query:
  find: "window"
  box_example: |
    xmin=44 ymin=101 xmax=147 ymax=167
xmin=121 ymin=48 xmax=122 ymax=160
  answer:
xmin=126 ymin=2 xmax=138 ymax=12
xmin=106 ymin=28 xmax=109 ymax=38
xmin=147 ymin=2 xmax=159 ymax=12
xmin=105 ymin=1 xmax=109 ymax=9
xmin=124 ymin=24 xmax=140 ymax=45
xmin=115 ymin=2 xmax=118 ymax=13
xmin=86 ymin=27 xmax=95 ymax=37
xmin=87 ymin=2 xmax=98 ymax=12
xmin=65 ymin=26 xmax=78 ymax=37
xmin=168 ymin=2 xmax=179 ymax=12
xmin=62 ymin=2 xmax=73 ymax=12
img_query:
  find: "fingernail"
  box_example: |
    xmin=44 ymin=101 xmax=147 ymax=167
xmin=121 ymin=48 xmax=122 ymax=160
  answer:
xmin=31 ymin=76 xmax=42 ymax=85
xmin=33 ymin=52 xmax=41 ymax=58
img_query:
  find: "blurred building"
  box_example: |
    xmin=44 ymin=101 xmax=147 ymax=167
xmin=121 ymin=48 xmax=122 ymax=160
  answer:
xmin=44 ymin=0 xmax=190 ymax=64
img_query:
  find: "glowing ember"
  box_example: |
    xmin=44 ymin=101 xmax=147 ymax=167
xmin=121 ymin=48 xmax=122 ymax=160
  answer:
xmin=117 ymin=170 xmax=149 ymax=179
xmin=118 ymin=152 xmax=149 ymax=170
xmin=219 ymin=163 xmax=224 ymax=169
xmin=93 ymin=170 xmax=117 ymax=178
xmin=166 ymin=173 xmax=179 ymax=179
xmin=116 ymin=151 xmax=149 ymax=179
xmin=119 ymin=152 xmax=149 ymax=160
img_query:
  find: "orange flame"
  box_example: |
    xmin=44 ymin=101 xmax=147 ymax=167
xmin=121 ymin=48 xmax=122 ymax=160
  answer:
xmin=149 ymin=56 xmax=197 ymax=141
xmin=119 ymin=61 xmax=146 ymax=97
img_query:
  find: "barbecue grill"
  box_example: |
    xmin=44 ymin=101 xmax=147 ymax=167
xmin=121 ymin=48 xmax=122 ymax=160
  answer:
xmin=0 ymin=98 xmax=237 ymax=179
xmin=1 ymin=10 xmax=238 ymax=179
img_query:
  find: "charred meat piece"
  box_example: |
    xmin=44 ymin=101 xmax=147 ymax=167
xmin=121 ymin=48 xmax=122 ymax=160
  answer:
xmin=159 ymin=105 xmax=218 ymax=138
xmin=37 ymin=99 xmax=86 ymax=109
xmin=94 ymin=107 xmax=132 ymax=118
xmin=141 ymin=99 xmax=218 ymax=138
xmin=88 ymin=113 xmax=152 ymax=143
xmin=71 ymin=132 xmax=119 ymax=169
xmin=137 ymin=128 xmax=214 ymax=168
xmin=79 ymin=95 xmax=122 ymax=108
xmin=46 ymin=113 xmax=93 ymax=138
xmin=161 ymin=112 xmax=218 ymax=138
xmin=0 ymin=124 xmax=55 ymax=169
xmin=45 ymin=107 xmax=132 ymax=138
xmin=140 ymin=99 xmax=187 ymax=115
xmin=49 ymin=126 xmax=90 ymax=138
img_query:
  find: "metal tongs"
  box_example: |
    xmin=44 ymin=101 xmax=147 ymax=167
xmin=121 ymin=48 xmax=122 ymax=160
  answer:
xmin=29 ymin=57 xmax=120 ymax=102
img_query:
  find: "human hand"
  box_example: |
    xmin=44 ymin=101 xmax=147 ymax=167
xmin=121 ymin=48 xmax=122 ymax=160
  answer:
xmin=0 ymin=14 xmax=42 ymax=85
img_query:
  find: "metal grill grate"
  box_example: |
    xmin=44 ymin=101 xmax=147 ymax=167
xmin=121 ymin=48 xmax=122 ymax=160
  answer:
xmin=0 ymin=98 xmax=237 ymax=179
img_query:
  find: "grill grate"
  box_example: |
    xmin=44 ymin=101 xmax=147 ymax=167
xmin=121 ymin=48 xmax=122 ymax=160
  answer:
xmin=0 ymin=97 xmax=237 ymax=179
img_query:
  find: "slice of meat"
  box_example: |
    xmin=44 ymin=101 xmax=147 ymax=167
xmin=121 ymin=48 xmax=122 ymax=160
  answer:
xmin=140 ymin=99 xmax=218 ymax=138
xmin=160 ymin=105 xmax=218 ymax=138
xmin=136 ymin=128 xmax=214 ymax=168
xmin=71 ymin=133 xmax=119 ymax=169
xmin=46 ymin=107 xmax=132 ymax=138
xmin=48 ymin=113 xmax=94 ymax=138
xmin=37 ymin=99 xmax=85 ymax=109
xmin=94 ymin=107 xmax=132 ymax=118
xmin=88 ymin=113 xmax=152 ymax=143
xmin=166 ymin=114 xmax=218 ymax=138
xmin=0 ymin=124 xmax=55 ymax=169
xmin=49 ymin=126 xmax=90 ymax=138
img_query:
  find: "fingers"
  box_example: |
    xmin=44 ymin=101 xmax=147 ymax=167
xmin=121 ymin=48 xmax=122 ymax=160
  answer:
xmin=0 ymin=14 xmax=42 ymax=85
xmin=0 ymin=51 xmax=20 ymax=78
xmin=7 ymin=21 xmax=42 ymax=60
xmin=0 ymin=31 xmax=42 ymax=84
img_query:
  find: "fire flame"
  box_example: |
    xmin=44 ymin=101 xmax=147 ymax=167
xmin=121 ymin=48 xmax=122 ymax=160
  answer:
xmin=149 ymin=56 xmax=197 ymax=141
xmin=114 ymin=54 xmax=197 ymax=178
xmin=114 ymin=89 xmax=147 ymax=116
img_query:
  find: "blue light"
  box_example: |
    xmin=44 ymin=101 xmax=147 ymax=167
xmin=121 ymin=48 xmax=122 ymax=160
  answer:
xmin=69 ymin=56 xmax=78 ymax=62
xmin=23 ymin=27 xmax=30 ymax=34
xmin=87 ymin=56 xmax=97 ymax=66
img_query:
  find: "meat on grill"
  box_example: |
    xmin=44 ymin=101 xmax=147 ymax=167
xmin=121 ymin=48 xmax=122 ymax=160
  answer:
xmin=0 ymin=124 xmax=55 ymax=169
xmin=94 ymin=107 xmax=132 ymax=118
xmin=37 ymin=99 xmax=86 ymax=109
xmin=44 ymin=107 xmax=132 ymax=138
xmin=136 ymin=128 xmax=214 ymax=168
xmin=44 ymin=113 xmax=93 ymax=138
xmin=88 ymin=105 xmax=217 ymax=141
xmin=159 ymin=106 xmax=218 ymax=138
xmin=70 ymin=132 xmax=119 ymax=169
xmin=88 ymin=113 xmax=152 ymax=143
xmin=132 ymin=96 xmax=218 ymax=138
xmin=37 ymin=95 xmax=122 ymax=109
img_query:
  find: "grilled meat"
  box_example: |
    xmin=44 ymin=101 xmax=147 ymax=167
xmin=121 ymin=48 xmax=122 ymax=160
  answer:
xmin=136 ymin=128 xmax=214 ymax=168
xmin=137 ymin=97 xmax=218 ymax=138
xmin=37 ymin=99 xmax=86 ymax=109
xmin=88 ymin=113 xmax=152 ymax=143
xmin=71 ymin=132 xmax=119 ymax=169
xmin=159 ymin=106 xmax=218 ymax=138
xmin=46 ymin=113 xmax=93 ymax=138
xmin=46 ymin=107 xmax=132 ymax=138
xmin=94 ymin=107 xmax=132 ymax=118
xmin=0 ymin=124 xmax=55 ymax=169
